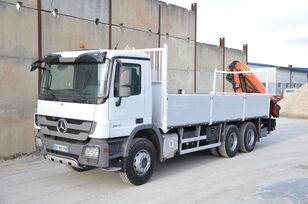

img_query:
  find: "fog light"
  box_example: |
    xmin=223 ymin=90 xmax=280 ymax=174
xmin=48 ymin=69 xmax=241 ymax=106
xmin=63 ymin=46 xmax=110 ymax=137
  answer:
xmin=84 ymin=146 xmax=99 ymax=158
xmin=36 ymin=137 xmax=43 ymax=147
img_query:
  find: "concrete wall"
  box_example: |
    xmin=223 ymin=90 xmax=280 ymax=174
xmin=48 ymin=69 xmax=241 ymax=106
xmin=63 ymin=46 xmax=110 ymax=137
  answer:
xmin=0 ymin=0 xmax=38 ymax=158
xmin=0 ymin=0 xmax=246 ymax=158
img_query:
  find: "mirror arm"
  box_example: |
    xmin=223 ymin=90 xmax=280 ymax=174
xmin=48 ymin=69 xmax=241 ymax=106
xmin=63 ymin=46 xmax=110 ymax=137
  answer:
xmin=115 ymin=97 xmax=122 ymax=107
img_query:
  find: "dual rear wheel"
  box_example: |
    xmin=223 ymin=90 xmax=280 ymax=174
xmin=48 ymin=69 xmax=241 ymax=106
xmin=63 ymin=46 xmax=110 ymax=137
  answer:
xmin=211 ymin=122 xmax=257 ymax=158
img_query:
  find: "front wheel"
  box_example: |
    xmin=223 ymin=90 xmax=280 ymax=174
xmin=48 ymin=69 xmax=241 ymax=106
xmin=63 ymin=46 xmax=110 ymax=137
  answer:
xmin=119 ymin=138 xmax=156 ymax=185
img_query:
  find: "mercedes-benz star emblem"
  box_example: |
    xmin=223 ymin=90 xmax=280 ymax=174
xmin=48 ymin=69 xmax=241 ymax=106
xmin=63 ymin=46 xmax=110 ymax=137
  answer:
xmin=57 ymin=119 xmax=67 ymax=133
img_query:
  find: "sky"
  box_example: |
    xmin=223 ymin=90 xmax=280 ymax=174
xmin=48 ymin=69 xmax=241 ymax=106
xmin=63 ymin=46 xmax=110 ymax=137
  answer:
xmin=164 ymin=0 xmax=308 ymax=68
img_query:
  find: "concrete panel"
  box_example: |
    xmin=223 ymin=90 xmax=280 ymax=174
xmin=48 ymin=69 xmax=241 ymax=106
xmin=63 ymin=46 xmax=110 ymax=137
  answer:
xmin=0 ymin=4 xmax=38 ymax=59
xmin=168 ymin=69 xmax=194 ymax=94
xmin=42 ymin=12 xmax=109 ymax=54
xmin=161 ymin=36 xmax=194 ymax=70
xmin=0 ymin=2 xmax=38 ymax=157
xmin=196 ymin=43 xmax=223 ymax=71
xmin=1 ymin=0 xmax=37 ymax=9
xmin=0 ymin=59 xmax=37 ymax=157
xmin=225 ymin=47 xmax=246 ymax=67
xmin=196 ymin=43 xmax=224 ymax=93
xmin=112 ymin=0 xmax=159 ymax=33
xmin=42 ymin=0 xmax=109 ymax=23
xmin=111 ymin=26 xmax=158 ymax=50
xmin=196 ymin=71 xmax=214 ymax=94
xmin=160 ymin=2 xmax=195 ymax=40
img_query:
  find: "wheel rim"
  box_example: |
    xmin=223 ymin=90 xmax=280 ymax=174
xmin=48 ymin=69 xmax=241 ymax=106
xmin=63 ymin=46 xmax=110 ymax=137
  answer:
xmin=247 ymin=129 xmax=255 ymax=147
xmin=133 ymin=149 xmax=151 ymax=175
xmin=228 ymin=132 xmax=238 ymax=151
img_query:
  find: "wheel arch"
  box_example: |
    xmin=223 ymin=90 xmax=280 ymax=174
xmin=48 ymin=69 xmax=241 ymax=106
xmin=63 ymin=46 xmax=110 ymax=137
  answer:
xmin=123 ymin=125 xmax=163 ymax=162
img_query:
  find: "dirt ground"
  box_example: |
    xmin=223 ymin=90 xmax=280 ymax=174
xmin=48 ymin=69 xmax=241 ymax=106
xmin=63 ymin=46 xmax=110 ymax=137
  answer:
xmin=1 ymin=117 xmax=308 ymax=204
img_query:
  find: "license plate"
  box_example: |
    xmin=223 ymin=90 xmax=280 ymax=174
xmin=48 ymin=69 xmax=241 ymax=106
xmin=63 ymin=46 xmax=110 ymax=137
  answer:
xmin=52 ymin=144 xmax=69 ymax=152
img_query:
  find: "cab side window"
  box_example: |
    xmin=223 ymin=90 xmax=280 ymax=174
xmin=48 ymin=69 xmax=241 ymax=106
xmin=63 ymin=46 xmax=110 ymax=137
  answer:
xmin=114 ymin=63 xmax=141 ymax=97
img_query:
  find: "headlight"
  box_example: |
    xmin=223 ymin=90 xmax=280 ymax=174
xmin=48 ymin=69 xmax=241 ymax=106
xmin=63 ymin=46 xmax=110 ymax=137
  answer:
xmin=83 ymin=146 xmax=99 ymax=158
xmin=36 ymin=137 xmax=43 ymax=147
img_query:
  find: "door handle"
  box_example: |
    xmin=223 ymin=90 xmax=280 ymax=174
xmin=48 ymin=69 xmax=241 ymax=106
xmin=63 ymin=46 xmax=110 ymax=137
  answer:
xmin=136 ymin=118 xmax=143 ymax=124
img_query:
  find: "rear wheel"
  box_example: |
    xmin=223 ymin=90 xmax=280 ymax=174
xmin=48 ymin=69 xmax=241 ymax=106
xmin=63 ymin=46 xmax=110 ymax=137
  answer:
xmin=239 ymin=122 xmax=257 ymax=153
xmin=119 ymin=138 xmax=156 ymax=185
xmin=218 ymin=125 xmax=239 ymax=158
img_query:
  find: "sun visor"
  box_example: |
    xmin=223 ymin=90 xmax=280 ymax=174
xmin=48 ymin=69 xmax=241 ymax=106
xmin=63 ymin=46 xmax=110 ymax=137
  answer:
xmin=43 ymin=51 xmax=107 ymax=64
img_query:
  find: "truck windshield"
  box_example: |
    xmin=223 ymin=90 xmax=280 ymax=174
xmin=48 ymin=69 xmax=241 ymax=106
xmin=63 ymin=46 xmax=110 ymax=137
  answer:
xmin=40 ymin=60 xmax=110 ymax=103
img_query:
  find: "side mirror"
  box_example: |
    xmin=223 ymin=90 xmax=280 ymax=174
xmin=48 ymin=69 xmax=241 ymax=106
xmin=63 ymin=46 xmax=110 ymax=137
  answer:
xmin=118 ymin=66 xmax=132 ymax=97
xmin=30 ymin=60 xmax=44 ymax=72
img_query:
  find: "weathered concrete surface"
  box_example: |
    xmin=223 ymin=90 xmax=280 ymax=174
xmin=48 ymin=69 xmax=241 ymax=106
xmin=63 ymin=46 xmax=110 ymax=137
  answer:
xmin=196 ymin=43 xmax=224 ymax=93
xmin=1 ymin=118 xmax=308 ymax=203
xmin=112 ymin=0 xmax=159 ymax=33
xmin=0 ymin=3 xmax=38 ymax=157
xmin=160 ymin=2 xmax=195 ymax=40
xmin=42 ymin=0 xmax=109 ymax=23
xmin=42 ymin=12 xmax=109 ymax=54
xmin=111 ymin=26 xmax=158 ymax=50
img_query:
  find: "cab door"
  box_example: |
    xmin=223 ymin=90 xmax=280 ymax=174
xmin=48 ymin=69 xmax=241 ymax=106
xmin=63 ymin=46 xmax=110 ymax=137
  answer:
xmin=108 ymin=59 xmax=146 ymax=137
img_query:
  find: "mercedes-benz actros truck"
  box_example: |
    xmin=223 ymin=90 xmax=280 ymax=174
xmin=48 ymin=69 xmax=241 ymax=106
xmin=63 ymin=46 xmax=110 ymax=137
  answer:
xmin=31 ymin=45 xmax=277 ymax=185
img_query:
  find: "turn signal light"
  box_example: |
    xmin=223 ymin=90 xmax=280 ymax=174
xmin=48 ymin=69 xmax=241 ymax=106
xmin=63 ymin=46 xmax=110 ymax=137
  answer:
xmin=80 ymin=44 xmax=85 ymax=48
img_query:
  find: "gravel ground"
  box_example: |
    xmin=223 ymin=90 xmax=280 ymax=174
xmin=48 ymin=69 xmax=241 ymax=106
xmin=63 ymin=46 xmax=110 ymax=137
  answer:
xmin=1 ymin=117 xmax=308 ymax=204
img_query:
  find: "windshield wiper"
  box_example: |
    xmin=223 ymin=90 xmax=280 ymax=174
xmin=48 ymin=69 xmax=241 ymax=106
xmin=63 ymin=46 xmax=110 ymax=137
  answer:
xmin=63 ymin=89 xmax=89 ymax=103
xmin=43 ymin=89 xmax=59 ymax=101
xmin=73 ymin=95 xmax=89 ymax=103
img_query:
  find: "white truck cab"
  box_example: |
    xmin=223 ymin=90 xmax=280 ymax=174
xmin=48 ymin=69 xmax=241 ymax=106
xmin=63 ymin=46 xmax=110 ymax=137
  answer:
xmin=32 ymin=45 xmax=276 ymax=185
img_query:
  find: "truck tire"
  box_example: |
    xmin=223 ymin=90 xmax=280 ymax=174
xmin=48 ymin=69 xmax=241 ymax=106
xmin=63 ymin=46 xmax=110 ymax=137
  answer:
xmin=239 ymin=122 xmax=257 ymax=153
xmin=119 ymin=138 xmax=156 ymax=185
xmin=218 ymin=125 xmax=239 ymax=158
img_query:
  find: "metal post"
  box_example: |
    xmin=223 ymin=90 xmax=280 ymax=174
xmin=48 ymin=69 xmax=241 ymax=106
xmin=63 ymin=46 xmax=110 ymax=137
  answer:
xmin=161 ymin=44 xmax=168 ymax=132
xmin=212 ymin=69 xmax=217 ymax=94
xmin=158 ymin=4 xmax=161 ymax=48
xmin=266 ymin=69 xmax=269 ymax=94
xmin=220 ymin=37 xmax=225 ymax=92
xmin=243 ymin=44 xmax=248 ymax=64
xmin=191 ymin=3 xmax=197 ymax=93
xmin=108 ymin=0 xmax=112 ymax=49
xmin=37 ymin=0 xmax=42 ymax=93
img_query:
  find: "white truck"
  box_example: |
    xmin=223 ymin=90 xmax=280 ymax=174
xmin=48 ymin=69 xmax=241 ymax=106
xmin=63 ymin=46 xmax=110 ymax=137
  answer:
xmin=31 ymin=45 xmax=276 ymax=185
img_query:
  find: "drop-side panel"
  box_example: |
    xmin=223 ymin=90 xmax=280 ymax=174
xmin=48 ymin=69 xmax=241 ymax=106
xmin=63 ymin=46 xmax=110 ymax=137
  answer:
xmin=167 ymin=94 xmax=211 ymax=127
xmin=245 ymin=95 xmax=270 ymax=118
xmin=164 ymin=94 xmax=270 ymax=128
xmin=211 ymin=95 xmax=243 ymax=122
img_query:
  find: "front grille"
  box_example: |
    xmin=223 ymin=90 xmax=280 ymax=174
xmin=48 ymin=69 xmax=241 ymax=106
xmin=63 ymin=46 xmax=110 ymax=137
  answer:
xmin=37 ymin=115 xmax=94 ymax=141
xmin=46 ymin=116 xmax=84 ymax=125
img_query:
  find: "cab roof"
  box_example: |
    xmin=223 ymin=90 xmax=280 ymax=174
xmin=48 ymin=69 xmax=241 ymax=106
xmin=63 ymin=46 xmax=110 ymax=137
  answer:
xmin=47 ymin=49 xmax=149 ymax=61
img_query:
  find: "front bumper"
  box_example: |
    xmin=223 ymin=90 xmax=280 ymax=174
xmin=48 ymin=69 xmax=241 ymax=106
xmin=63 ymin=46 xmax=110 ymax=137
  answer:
xmin=36 ymin=133 xmax=109 ymax=168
